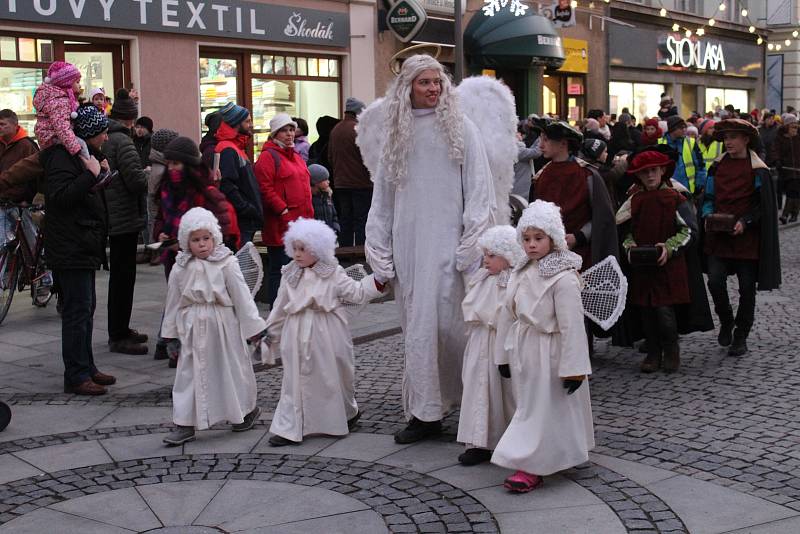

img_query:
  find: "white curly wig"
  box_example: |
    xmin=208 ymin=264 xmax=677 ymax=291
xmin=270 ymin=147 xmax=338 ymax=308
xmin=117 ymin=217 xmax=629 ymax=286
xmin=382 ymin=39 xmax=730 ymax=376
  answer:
xmin=381 ymin=54 xmax=464 ymax=188
xmin=283 ymin=218 xmax=337 ymax=265
xmin=478 ymin=225 xmax=525 ymax=267
xmin=177 ymin=207 xmax=223 ymax=252
xmin=517 ymin=200 xmax=567 ymax=251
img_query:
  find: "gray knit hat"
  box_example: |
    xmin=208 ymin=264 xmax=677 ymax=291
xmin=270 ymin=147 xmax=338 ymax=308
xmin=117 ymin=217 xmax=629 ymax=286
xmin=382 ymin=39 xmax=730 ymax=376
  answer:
xmin=163 ymin=136 xmax=202 ymax=166
xmin=345 ymin=97 xmax=365 ymax=114
xmin=308 ymin=164 xmax=330 ymax=185
xmin=151 ymin=129 xmax=179 ymax=153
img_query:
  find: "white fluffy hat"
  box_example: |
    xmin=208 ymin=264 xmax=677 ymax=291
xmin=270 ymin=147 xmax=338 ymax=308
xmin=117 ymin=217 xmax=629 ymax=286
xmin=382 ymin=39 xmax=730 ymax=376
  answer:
xmin=177 ymin=207 xmax=223 ymax=252
xmin=478 ymin=225 xmax=525 ymax=267
xmin=269 ymin=113 xmax=297 ymax=138
xmin=517 ymin=200 xmax=567 ymax=251
xmin=283 ymin=218 xmax=337 ymax=264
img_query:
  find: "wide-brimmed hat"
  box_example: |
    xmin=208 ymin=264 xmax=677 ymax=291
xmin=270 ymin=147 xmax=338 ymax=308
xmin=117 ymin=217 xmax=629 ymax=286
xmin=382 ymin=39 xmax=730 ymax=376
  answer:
xmin=544 ymin=121 xmax=583 ymax=143
xmin=626 ymin=145 xmax=677 ymax=180
xmin=713 ymin=118 xmax=759 ymax=143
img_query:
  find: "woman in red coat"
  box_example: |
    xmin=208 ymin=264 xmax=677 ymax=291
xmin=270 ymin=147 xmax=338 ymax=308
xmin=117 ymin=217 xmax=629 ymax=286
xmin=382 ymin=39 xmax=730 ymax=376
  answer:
xmin=255 ymin=113 xmax=313 ymax=304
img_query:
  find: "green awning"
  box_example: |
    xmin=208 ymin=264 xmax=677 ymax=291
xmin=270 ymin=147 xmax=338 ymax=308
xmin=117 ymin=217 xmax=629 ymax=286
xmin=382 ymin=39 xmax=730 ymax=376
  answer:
xmin=464 ymin=10 xmax=565 ymax=69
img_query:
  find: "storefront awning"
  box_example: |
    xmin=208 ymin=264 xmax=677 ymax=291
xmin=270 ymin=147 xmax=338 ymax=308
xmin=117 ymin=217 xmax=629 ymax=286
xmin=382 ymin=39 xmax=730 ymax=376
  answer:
xmin=464 ymin=10 xmax=565 ymax=69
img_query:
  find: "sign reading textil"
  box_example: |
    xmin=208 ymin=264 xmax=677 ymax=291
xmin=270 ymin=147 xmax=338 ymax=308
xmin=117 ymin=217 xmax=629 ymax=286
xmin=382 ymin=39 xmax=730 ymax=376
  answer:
xmin=0 ymin=0 xmax=350 ymax=48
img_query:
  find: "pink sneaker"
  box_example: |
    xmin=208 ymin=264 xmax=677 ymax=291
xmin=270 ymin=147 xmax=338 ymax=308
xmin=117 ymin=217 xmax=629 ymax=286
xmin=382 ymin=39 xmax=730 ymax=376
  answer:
xmin=503 ymin=471 xmax=543 ymax=493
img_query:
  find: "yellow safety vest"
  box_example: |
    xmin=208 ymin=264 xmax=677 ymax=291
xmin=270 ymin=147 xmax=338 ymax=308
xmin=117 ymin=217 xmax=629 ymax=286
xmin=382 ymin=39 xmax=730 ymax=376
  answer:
xmin=699 ymin=140 xmax=723 ymax=167
xmin=658 ymin=136 xmax=697 ymax=192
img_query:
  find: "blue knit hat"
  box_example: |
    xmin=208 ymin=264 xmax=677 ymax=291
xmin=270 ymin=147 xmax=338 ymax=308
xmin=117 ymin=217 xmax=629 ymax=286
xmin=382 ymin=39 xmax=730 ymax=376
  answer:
xmin=73 ymin=104 xmax=108 ymax=139
xmin=220 ymin=102 xmax=249 ymax=127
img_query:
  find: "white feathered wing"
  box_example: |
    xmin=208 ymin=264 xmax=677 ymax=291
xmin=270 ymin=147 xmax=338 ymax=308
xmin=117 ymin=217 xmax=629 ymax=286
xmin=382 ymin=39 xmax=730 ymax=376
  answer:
xmin=354 ymin=97 xmax=387 ymax=180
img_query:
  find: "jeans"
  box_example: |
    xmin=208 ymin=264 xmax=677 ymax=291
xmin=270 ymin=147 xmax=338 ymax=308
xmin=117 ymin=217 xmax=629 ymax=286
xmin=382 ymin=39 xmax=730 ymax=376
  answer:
xmin=706 ymin=256 xmax=758 ymax=337
xmin=336 ymin=188 xmax=373 ymax=247
xmin=267 ymin=245 xmax=291 ymax=306
xmin=56 ymin=269 xmax=97 ymax=386
xmin=107 ymin=232 xmax=139 ymax=341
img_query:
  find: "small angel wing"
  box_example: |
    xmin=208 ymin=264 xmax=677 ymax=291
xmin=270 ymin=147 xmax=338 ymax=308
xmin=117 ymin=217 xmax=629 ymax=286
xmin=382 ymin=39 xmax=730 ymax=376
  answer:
xmin=354 ymin=97 xmax=388 ymax=180
xmin=580 ymin=256 xmax=628 ymax=331
xmin=234 ymin=241 xmax=264 ymax=297
xmin=456 ymin=76 xmax=518 ymax=224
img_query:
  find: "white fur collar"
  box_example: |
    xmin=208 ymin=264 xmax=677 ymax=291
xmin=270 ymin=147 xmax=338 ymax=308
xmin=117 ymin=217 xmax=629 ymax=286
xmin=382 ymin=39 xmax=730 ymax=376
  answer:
xmin=281 ymin=260 xmax=337 ymax=288
xmin=175 ymin=245 xmax=232 ymax=267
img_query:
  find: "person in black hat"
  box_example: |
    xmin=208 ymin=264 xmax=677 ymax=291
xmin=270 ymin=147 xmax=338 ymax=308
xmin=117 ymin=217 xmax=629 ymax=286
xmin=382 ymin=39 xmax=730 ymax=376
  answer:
xmin=702 ymin=119 xmax=781 ymax=357
xmin=133 ymin=116 xmax=153 ymax=168
xmin=43 ymin=103 xmax=116 ymax=395
xmin=658 ymin=115 xmax=706 ymax=197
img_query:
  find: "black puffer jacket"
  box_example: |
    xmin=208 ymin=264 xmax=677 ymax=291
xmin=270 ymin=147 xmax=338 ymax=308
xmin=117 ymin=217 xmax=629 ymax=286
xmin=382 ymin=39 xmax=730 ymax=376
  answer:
xmin=102 ymin=119 xmax=147 ymax=235
xmin=42 ymin=144 xmax=107 ymax=270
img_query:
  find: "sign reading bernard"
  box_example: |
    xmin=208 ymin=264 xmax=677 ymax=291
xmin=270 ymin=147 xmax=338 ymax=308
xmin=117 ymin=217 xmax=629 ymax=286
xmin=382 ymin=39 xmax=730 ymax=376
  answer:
xmin=657 ymin=34 xmax=726 ymax=72
xmin=0 ymin=0 xmax=349 ymax=48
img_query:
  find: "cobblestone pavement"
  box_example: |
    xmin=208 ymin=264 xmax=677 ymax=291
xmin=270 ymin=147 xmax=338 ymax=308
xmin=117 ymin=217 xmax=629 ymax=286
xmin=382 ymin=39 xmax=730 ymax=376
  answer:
xmin=2 ymin=227 xmax=800 ymax=532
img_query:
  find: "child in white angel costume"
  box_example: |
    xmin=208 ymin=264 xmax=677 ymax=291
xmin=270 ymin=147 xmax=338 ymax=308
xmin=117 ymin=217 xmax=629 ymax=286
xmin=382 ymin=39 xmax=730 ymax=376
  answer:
xmin=265 ymin=218 xmax=387 ymax=446
xmin=456 ymin=225 xmax=522 ymax=466
xmin=161 ymin=207 xmax=267 ymax=446
xmin=492 ymin=200 xmax=595 ymax=493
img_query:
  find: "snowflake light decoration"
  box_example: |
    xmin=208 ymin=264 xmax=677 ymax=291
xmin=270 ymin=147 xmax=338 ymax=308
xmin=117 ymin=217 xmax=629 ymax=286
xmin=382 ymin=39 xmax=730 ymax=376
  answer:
xmin=482 ymin=0 xmax=529 ymax=17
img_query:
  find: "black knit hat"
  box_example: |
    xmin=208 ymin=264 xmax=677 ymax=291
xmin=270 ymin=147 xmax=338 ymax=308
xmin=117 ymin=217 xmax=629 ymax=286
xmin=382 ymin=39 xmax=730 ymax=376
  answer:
xmin=73 ymin=103 xmax=108 ymax=140
xmin=150 ymin=128 xmax=179 ymax=153
xmin=666 ymin=115 xmax=687 ymax=133
xmin=135 ymin=116 xmax=153 ymax=132
xmin=163 ymin=136 xmax=202 ymax=166
xmin=110 ymin=88 xmax=138 ymax=120
xmin=581 ymin=138 xmax=607 ymax=161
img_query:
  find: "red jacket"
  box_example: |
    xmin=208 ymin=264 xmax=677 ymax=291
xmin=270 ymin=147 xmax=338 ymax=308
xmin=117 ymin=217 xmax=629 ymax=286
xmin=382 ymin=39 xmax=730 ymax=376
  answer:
xmin=255 ymin=140 xmax=313 ymax=246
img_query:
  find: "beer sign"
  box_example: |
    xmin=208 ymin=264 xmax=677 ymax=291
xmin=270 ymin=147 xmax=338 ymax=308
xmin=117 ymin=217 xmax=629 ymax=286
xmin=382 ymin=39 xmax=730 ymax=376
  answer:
xmin=386 ymin=0 xmax=428 ymax=43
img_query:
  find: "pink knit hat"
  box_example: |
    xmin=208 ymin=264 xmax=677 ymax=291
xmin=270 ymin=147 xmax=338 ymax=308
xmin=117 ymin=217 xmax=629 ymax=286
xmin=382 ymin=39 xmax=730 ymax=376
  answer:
xmin=45 ymin=61 xmax=81 ymax=88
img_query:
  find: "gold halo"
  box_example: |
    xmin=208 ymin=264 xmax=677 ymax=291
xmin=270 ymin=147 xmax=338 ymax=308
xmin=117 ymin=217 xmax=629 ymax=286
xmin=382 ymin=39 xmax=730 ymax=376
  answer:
xmin=389 ymin=44 xmax=443 ymax=75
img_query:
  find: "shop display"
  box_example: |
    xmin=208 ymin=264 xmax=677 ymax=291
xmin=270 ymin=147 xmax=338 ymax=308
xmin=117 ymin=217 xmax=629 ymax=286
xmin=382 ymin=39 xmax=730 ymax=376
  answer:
xmin=0 ymin=67 xmax=44 ymax=137
xmin=200 ymin=57 xmax=239 ymax=130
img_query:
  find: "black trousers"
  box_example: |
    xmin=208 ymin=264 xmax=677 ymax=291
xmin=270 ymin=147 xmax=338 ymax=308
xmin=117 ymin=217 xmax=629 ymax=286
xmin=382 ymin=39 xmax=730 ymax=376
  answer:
xmin=107 ymin=232 xmax=139 ymax=341
xmin=336 ymin=188 xmax=373 ymax=247
xmin=641 ymin=306 xmax=678 ymax=353
xmin=706 ymin=256 xmax=758 ymax=337
xmin=56 ymin=269 xmax=97 ymax=386
xmin=267 ymin=245 xmax=292 ymax=306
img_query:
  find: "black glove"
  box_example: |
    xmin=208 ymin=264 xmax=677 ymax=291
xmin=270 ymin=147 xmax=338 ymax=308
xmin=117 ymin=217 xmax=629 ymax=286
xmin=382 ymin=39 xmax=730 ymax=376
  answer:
xmin=498 ymin=364 xmax=511 ymax=379
xmin=563 ymin=379 xmax=583 ymax=395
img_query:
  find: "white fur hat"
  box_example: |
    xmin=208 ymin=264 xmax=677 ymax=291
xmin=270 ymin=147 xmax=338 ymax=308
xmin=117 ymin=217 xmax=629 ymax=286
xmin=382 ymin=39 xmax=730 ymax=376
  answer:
xmin=269 ymin=113 xmax=297 ymax=138
xmin=478 ymin=225 xmax=525 ymax=267
xmin=517 ymin=200 xmax=567 ymax=251
xmin=177 ymin=207 xmax=223 ymax=252
xmin=283 ymin=218 xmax=337 ymax=264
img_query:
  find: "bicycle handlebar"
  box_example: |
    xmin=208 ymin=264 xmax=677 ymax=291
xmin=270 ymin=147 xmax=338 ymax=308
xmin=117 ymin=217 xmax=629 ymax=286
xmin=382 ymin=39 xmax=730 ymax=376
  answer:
xmin=0 ymin=201 xmax=44 ymax=212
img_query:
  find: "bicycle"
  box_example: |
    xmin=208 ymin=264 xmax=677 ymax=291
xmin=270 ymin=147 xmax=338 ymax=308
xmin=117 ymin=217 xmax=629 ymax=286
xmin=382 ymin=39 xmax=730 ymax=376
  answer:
xmin=0 ymin=202 xmax=54 ymax=325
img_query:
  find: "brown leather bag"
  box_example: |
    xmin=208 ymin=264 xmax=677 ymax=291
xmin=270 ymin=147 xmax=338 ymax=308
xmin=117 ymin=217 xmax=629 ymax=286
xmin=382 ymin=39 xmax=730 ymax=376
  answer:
xmin=706 ymin=213 xmax=736 ymax=233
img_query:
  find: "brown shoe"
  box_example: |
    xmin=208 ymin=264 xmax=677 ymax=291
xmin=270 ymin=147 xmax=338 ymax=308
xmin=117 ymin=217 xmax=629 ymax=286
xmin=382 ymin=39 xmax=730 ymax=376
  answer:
xmin=65 ymin=379 xmax=107 ymax=396
xmin=109 ymin=339 xmax=148 ymax=355
xmin=92 ymin=371 xmax=117 ymax=386
xmin=662 ymin=346 xmax=681 ymax=373
xmin=126 ymin=329 xmax=148 ymax=344
xmin=640 ymin=350 xmax=661 ymax=373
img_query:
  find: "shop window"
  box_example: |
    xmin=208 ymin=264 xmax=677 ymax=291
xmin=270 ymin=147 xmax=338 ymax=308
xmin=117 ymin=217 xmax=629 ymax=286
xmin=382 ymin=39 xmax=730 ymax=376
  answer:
xmin=705 ymin=88 xmax=748 ymax=114
xmin=609 ymin=81 xmax=665 ymax=121
xmin=0 ymin=67 xmax=45 ymax=136
xmin=199 ymin=57 xmax=239 ymax=129
xmin=0 ymin=37 xmax=15 ymax=61
xmin=65 ymin=51 xmax=116 ymax=100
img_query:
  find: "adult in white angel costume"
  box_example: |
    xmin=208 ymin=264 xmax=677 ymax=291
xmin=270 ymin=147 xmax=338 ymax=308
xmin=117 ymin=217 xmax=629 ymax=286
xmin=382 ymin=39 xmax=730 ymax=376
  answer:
xmin=358 ymin=55 xmax=518 ymax=444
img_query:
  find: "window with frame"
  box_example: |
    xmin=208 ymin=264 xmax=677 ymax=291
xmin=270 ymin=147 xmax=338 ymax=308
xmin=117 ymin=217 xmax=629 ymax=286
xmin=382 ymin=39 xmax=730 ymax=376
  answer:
xmin=0 ymin=36 xmax=55 ymax=139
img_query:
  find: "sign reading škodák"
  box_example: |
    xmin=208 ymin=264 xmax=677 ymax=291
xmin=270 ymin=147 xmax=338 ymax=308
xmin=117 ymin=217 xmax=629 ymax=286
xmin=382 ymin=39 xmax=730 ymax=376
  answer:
xmin=387 ymin=0 xmax=427 ymax=43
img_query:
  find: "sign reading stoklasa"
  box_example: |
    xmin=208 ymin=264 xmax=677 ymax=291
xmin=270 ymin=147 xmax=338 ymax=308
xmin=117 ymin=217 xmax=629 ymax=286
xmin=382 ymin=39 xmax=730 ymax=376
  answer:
xmin=658 ymin=34 xmax=726 ymax=72
xmin=0 ymin=0 xmax=350 ymax=48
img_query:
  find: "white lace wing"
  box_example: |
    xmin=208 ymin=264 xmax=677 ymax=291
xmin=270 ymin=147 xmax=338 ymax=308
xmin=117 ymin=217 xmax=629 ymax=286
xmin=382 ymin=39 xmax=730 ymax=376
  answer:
xmin=341 ymin=263 xmax=369 ymax=320
xmin=354 ymin=97 xmax=388 ymax=180
xmin=580 ymin=256 xmax=628 ymax=331
xmin=234 ymin=241 xmax=264 ymax=297
xmin=456 ymin=76 xmax=518 ymax=224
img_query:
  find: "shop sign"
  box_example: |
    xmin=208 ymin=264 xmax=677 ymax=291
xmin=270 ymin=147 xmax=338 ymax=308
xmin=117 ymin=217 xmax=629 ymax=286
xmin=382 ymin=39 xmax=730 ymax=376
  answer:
xmin=567 ymin=83 xmax=583 ymax=95
xmin=658 ymin=34 xmax=726 ymax=72
xmin=419 ymin=0 xmax=465 ymax=15
xmin=559 ymin=38 xmax=588 ymax=73
xmin=539 ymin=0 xmax=575 ymax=28
xmin=0 ymin=0 xmax=350 ymax=48
xmin=386 ymin=0 xmax=428 ymax=43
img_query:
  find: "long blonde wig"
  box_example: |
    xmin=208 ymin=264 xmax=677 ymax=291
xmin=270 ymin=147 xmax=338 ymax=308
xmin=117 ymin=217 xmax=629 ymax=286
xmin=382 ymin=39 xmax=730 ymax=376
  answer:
xmin=381 ymin=55 xmax=464 ymax=188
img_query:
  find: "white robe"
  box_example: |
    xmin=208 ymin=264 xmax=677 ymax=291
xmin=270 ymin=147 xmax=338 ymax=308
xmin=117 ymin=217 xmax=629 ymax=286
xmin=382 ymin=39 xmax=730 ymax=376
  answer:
xmin=457 ymin=269 xmax=515 ymax=450
xmin=162 ymin=248 xmax=266 ymax=430
xmin=265 ymin=261 xmax=384 ymax=442
xmin=365 ymin=109 xmax=494 ymax=422
xmin=492 ymin=255 xmax=595 ymax=476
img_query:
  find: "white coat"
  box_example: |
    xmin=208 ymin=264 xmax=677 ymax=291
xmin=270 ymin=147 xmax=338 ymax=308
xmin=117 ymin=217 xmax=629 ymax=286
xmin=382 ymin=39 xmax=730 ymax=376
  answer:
xmin=162 ymin=248 xmax=266 ymax=430
xmin=365 ymin=108 xmax=494 ymax=422
xmin=491 ymin=252 xmax=595 ymax=476
xmin=265 ymin=261 xmax=384 ymax=442
xmin=457 ymin=269 xmax=515 ymax=450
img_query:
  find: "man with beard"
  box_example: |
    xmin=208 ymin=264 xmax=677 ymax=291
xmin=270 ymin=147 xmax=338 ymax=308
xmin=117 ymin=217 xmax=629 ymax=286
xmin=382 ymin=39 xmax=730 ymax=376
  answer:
xmin=216 ymin=102 xmax=263 ymax=245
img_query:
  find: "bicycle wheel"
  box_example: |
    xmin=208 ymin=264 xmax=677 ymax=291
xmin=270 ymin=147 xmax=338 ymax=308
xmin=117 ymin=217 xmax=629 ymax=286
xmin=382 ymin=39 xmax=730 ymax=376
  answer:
xmin=31 ymin=269 xmax=53 ymax=308
xmin=0 ymin=246 xmax=20 ymax=325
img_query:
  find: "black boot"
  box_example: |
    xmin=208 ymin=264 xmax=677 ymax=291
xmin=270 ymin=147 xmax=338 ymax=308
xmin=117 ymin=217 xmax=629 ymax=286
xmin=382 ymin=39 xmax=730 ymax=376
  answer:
xmin=728 ymin=330 xmax=748 ymax=356
xmin=717 ymin=319 xmax=734 ymax=347
xmin=458 ymin=448 xmax=493 ymax=466
xmin=394 ymin=418 xmax=442 ymax=444
xmin=662 ymin=345 xmax=681 ymax=373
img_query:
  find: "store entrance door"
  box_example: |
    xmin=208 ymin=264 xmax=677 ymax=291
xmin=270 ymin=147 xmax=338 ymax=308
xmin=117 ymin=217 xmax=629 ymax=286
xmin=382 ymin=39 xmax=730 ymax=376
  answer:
xmin=65 ymin=42 xmax=128 ymax=100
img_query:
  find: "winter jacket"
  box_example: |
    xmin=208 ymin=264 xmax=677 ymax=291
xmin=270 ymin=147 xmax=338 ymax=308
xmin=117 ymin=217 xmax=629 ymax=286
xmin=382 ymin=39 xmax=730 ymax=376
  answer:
xmin=0 ymin=151 xmax=42 ymax=202
xmin=0 ymin=126 xmax=38 ymax=173
xmin=215 ymin=122 xmax=263 ymax=233
xmin=33 ymin=82 xmax=82 ymax=156
xmin=255 ymin=140 xmax=313 ymax=246
xmin=42 ymin=144 xmax=107 ymax=270
xmin=133 ymin=133 xmax=151 ymax=168
xmin=770 ymin=126 xmax=800 ymax=189
xmin=312 ymin=190 xmax=340 ymax=233
xmin=147 ymin=149 xmax=167 ymax=230
xmin=199 ymin=131 xmax=217 ymax=170
xmin=328 ymin=116 xmax=372 ymax=189
xmin=102 ymin=119 xmax=147 ymax=235
xmin=760 ymin=124 xmax=779 ymax=165
xmin=512 ymin=139 xmax=541 ymax=197
xmin=294 ymin=135 xmax=310 ymax=163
